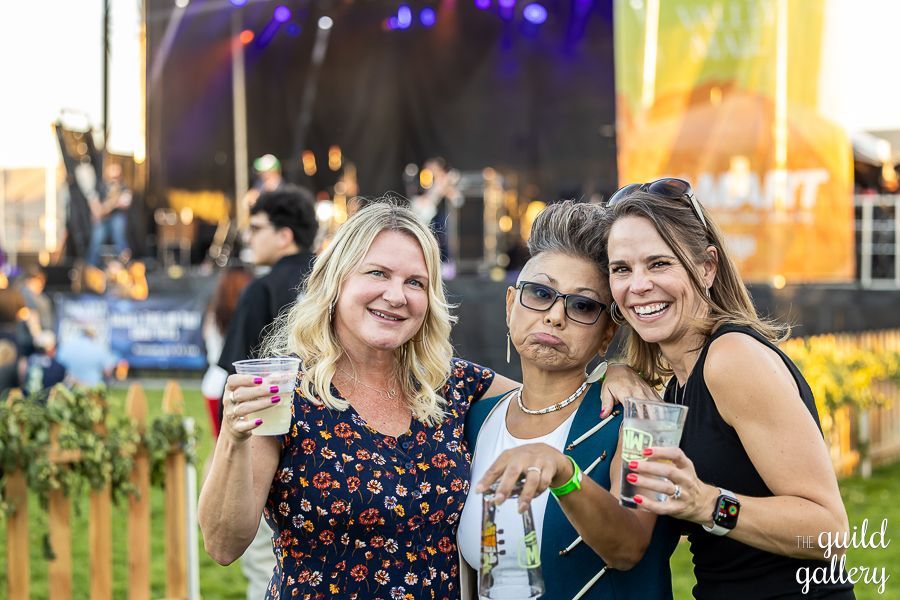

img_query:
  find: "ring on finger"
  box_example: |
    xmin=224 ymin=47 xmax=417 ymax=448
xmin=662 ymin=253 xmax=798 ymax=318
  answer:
xmin=238 ymin=414 xmax=247 ymax=422
xmin=525 ymin=466 xmax=542 ymax=474
xmin=229 ymin=388 xmax=236 ymax=405
xmin=673 ymin=484 xmax=682 ymax=500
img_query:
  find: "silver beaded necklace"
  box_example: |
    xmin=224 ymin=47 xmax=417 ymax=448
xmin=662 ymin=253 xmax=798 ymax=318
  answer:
xmin=515 ymin=379 xmax=590 ymax=415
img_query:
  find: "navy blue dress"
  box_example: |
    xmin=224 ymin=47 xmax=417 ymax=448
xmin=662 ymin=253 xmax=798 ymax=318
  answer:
xmin=264 ymin=359 xmax=494 ymax=600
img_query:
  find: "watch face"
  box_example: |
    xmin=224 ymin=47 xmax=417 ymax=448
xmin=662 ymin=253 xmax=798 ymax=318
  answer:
xmin=714 ymin=496 xmax=740 ymax=530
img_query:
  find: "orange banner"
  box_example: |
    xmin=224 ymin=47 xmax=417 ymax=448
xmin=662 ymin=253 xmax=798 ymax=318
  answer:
xmin=614 ymin=0 xmax=854 ymax=283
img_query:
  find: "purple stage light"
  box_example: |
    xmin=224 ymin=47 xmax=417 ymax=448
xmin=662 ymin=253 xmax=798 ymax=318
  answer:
xmin=230 ymin=0 xmax=248 ymax=6
xmin=388 ymin=16 xmax=400 ymax=29
xmin=420 ymin=7 xmax=436 ymax=27
xmin=286 ymin=23 xmax=301 ymax=36
xmin=523 ymin=3 xmax=547 ymax=24
xmin=498 ymin=0 xmax=515 ymax=8
xmin=397 ymin=5 xmax=412 ymax=28
xmin=474 ymin=0 xmax=491 ymax=9
xmin=274 ymin=5 xmax=292 ymax=23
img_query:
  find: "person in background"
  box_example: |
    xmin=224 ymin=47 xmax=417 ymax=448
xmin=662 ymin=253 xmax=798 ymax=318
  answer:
xmin=410 ymin=157 xmax=463 ymax=276
xmin=242 ymin=154 xmax=285 ymax=210
xmin=57 ymin=324 xmax=118 ymax=387
xmin=15 ymin=265 xmax=54 ymax=357
xmin=215 ymin=185 xmax=319 ymax=600
xmin=201 ymin=265 xmax=253 ymax=437
xmin=18 ymin=330 xmax=66 ymax=397
xmin=87 ymin=162 xmax=132 ymax=267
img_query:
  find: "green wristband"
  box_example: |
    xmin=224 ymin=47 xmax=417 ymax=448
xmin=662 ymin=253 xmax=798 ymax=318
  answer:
xmin=550 ymin=455 xmax=583 ymax=498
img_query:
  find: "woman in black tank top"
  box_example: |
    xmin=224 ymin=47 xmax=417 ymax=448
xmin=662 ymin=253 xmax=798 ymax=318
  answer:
xmin=597 ymin=180 xmax=854 ymax=599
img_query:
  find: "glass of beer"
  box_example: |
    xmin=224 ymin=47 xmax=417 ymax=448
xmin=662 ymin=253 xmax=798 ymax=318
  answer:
xmin=233 ymin=357 xmax=299 ymax=436
xmin=620 ymin=397 xmax=688 ymax=508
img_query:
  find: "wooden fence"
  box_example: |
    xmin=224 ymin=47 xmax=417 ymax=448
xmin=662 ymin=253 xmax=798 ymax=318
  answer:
xmin=4 ymin=381 xmax=190 ymax=600
xmin=793 ymin=329 xmax=900 ymax=478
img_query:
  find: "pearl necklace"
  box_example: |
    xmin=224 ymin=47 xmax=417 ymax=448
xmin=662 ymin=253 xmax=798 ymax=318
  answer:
xmin=515 ymin=379 xmax=590 ymax=415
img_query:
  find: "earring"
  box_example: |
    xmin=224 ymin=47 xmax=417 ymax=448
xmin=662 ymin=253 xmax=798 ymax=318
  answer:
xmin=586 ymin=360 xmax=608 ymax=384
xmin=328 ymin=300 xmax=335 ymax=320
xmin=610 ymin=301 xmax=625 ymax=325
xmin=706 ymin=287 xmax=711 ymax=300
xmin=506 ymin=331 xmax=511 ymax=364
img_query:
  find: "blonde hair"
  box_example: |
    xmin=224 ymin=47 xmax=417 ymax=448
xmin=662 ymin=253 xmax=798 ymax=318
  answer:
xmin=598 ymin=189 xmax=788 ymax=384
xmin=261 ymin=199 xmax=456 ymax=426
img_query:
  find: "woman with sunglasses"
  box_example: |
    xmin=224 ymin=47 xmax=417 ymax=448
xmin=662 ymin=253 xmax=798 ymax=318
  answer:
xmin=458 ymin=201 xmax=679 ymax=600
xmin=599 ymin=179 xmax=853 ymax=598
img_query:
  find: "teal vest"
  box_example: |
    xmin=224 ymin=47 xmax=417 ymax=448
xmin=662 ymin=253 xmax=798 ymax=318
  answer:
xmin=465 ymin=384 xmax=678 ymax=600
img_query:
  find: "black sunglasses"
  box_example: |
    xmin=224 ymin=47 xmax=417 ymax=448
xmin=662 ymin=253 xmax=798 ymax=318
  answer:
xmin=607 ymin=178 xmax=707 ymax=229
xmin=514 ymin=281 xmax=606 ymax=325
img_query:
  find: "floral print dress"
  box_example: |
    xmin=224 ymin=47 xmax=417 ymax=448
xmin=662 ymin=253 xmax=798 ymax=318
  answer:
xmin=264 ymin=359 xmax=495 ymax=600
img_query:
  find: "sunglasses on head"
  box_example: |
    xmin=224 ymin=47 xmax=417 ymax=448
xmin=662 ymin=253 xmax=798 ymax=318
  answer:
xmin=607 ymin=178 xmax=707 ymax=230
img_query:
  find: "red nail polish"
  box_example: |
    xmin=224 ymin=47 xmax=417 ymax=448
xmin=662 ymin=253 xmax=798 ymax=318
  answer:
xmin=634 ymin=495 xmax=644 ymax=504
xmin=642 ymin=448 xmax=653 ymax=457
xmin=253 ymin=377 xmax=263 ymax=384
xmin=626 ymin=473 xmax=638 ymax=483
xmin=269 ymin=385 xmax=279 ymax=393
xmin=255 ymin=419 xmax=263 ymax=426
xmin=271 ymin=396 xmax=281 ymax=403
xmin=628 ymin=460 xmax=639 ymax=470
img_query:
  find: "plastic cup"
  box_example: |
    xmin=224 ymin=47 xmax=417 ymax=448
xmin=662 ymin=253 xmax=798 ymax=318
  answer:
xmin=619 ymin=397 xmax=688 ymax=508
xmin=233 ymin=357 xmax=299 ymax=436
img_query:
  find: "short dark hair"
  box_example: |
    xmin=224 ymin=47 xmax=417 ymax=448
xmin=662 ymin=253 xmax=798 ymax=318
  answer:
xmin=251 ymin=185 xmax=318 ymax=251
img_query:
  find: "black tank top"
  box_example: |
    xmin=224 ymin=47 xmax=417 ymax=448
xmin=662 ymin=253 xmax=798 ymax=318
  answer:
xmin=664 ymin=324 xmax=854 ymax=599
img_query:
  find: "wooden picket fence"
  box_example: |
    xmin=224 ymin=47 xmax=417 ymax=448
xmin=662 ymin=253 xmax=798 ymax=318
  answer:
xmin=4 ymin=381 xmax=190 ymax=600
xmin=796 ymin=329 xmax=900 ymax=478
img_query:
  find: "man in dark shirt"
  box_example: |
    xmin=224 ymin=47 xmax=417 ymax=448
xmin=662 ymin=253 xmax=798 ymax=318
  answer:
xmin=215 ymin=184 xmax=317 ymax=600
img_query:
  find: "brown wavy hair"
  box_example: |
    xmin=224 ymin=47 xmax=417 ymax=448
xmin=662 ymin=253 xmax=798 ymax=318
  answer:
xmin=597 ymin=189 xmax=788 ymax=384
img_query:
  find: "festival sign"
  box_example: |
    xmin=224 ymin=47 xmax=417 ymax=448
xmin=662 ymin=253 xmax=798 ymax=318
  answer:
xmin=614 ymin=0 xmax=854 ymax=282
xmin=55 ymin=294 xmax=207 ymax=370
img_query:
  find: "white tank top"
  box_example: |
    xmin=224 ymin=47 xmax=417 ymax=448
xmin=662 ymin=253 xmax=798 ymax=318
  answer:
xmin=458 ymin=394 xmax=577 ymax=576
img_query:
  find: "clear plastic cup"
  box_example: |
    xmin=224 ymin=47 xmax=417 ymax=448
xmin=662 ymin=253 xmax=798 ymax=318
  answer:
xmin=233 ymin=357 xmax=300 ymax=436
xmin=619 ymin=397 xmax=688 ymax=508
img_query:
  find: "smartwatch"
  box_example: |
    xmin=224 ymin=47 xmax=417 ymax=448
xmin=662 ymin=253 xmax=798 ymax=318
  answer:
xmin=702 ymin=488 xmax=740 ymax=536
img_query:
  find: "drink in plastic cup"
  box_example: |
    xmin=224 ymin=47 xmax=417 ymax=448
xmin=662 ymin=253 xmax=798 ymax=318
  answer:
xmin=619 ymin=397 xmax=688 ymax=508
xmin=233 ymin=357 xmax=300 ymax=436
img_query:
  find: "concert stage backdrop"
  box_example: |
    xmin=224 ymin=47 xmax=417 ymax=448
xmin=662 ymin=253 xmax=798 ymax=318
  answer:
xmin=146 ymin=0 xmax=618 ymax=202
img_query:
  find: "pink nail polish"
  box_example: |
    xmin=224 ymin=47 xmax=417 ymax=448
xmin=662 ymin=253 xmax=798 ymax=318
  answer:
xmin=253 ymin=377 xmax=263 ymax=384
xmin=255 ymin=419 xmax=263 ymax=426
xmin=269 ymin=385 xmax=279 ymax=393
xmin=271 ymin=396 xmax=281 ymax=403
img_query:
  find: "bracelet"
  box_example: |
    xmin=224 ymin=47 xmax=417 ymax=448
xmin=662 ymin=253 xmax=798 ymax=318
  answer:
xmin=550 ymin=455 xmax=583 ymax=498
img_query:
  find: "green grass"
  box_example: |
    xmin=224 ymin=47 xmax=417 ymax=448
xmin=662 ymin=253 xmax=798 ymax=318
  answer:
xmin=670 ymin=460 xmax=900 ymax=599
xmin=3 ymin=384 xmax=899 ymax=598
xmin=0 ymin=384 xmax=246 ymax=599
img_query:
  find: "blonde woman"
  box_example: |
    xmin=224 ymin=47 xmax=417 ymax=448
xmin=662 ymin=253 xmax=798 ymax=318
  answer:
xmin=199 ymin=200 xmax=650 ymax=599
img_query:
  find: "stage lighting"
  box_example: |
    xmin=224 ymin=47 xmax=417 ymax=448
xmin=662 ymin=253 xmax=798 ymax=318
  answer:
xmin=274 ymin=6 xmax=292 ymax=23
xmin=498 ymin=0 xmax=516 ymax=8
xmin=387 ymin=16 xmax=400 ymax=29
xmin=175 ymin=0 xmax=189 ymax=8
xmin=230 ymin=0 xmax=248 ymax=6
xmin=286 ymin=23 xmax=301 ymax=36
xmin=239 ymin=29 xmax=255 ymax=44
xmin=397 ymin=5 xmax=412 ymax=29
xmin=318 ymin=16 xmax=334 ymax=29
xmin=523 ymin=3 xmax=547 ymax=23
xmin=475 ymin=0 xmax=491 ymax=8
xmin=420 ymin=7 xmax=436 ymax=27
